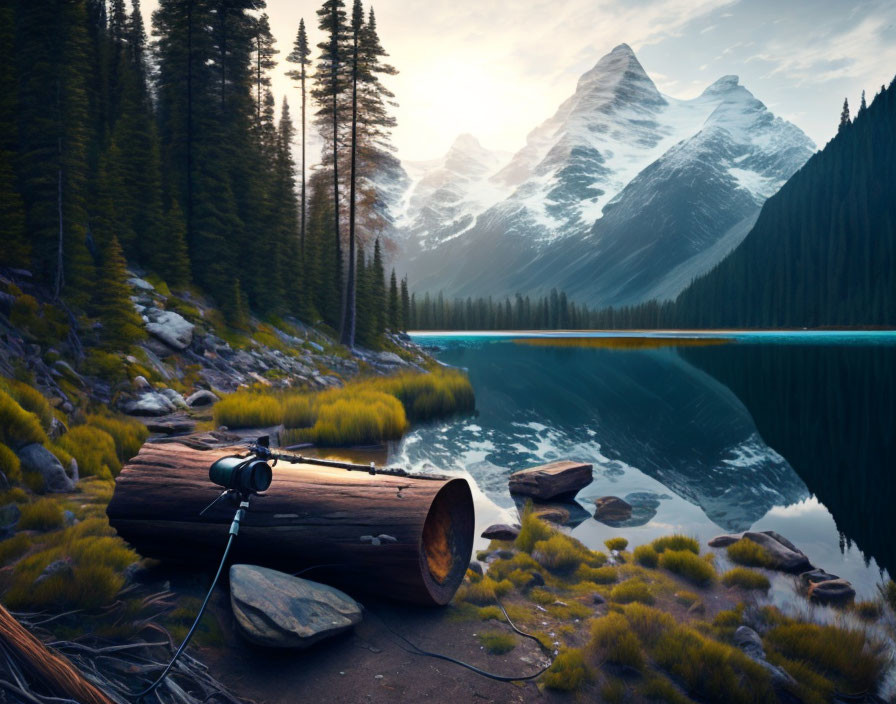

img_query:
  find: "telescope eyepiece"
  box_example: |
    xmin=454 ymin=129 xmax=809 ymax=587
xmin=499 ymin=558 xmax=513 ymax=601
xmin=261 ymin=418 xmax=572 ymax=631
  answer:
xmin=209 ymin=456 xmax=273 ymax=495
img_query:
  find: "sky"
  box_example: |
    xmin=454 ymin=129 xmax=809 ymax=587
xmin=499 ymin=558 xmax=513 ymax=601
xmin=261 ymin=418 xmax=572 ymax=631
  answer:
xmin=140 ymin=0 xmax=896 ymax=162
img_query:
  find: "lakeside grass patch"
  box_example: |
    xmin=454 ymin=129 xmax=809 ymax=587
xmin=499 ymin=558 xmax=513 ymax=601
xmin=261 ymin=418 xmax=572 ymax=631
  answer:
xmin=214 ymin=369 xmax=473 ymax=446
xmin=0 ymin=388 xmax=48 ymax=449
xmin=604 ymin=537 xmax=628 ymax=551
xmin=589 ymin=612 xmax=644 ymax=669
xmin=651 ymin=534 xmax=699 ymax=554
xmin=658 ymin=549 xmax=715 ymax=586
xmin=726 ymin=539 xmax=772 ymax=567
xmin=610 ymin=578 xmax=654 ymax=605
xmin=633 ymin=544 xmax=659 ymax=567
xmin=722 ymin=567 xmax=770 ymax=590
xmin=542 ymin=648 xmax=590 ymax=691
xmin=477 ymin=631 xmax=516 ymax=654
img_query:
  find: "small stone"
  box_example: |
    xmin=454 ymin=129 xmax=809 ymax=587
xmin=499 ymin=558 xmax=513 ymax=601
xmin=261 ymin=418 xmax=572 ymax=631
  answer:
xmin=495 ymin=549 xmax=514 ymax=560
xmin=467 ymin=561 xmax=484 ymax=577
xmin=119 ymin=392 xmax=176 ymax=416
xmin=63 ymin=510 xmax=77 ymax=526
xmin=158 ymin=388 xmax=187 ymax=409
xmin=525 ymin=572 xmax=545 ymax=588
xmin=533 ymin=506 xmax=570 ymax=524
xmin=592 ymin=593 xmax=606 ymax=605
xmin=133 ymin=375 xmax=152 ymax=391
xmin=48 ymin=416 xmax=68 ymax=440
xmin=16 ymin=443 xmax=75 ymax=493
xmin=593 ymin=496 xmax=633 ymax=523
xmin=34 ymin=558 xmax=74 ymax=586
xmin=742 ymin=532 xmax=811 ymax=573
xmin=800 ymin=568 xmax=839 ymax=585
xmin=708 ymin=534 xmax=741 ymax=548
xmin=481 ymin=523 xmax=520 ymax=541
xmin=186 ymin=389 xmax=219 ymax=407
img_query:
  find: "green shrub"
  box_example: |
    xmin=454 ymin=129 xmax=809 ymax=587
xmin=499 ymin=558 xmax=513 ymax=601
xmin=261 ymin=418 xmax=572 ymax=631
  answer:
xmin=85 ymin=414 xmax=148 ymax=463
xmin=213 ymin=391 xmax=282 ymax=428
xmin=9 ymin=294 xmax=69 ymax=345
xmin=83 ymin=349 xmax=127 ymax=383
xmin=0 ymin=487 xmax=28 ymax=504
xmin=588 ymin=612 xmax=644 ymax=669
xmin=0 ymin=442 xmax=23 ymax=482
xmin=633 ymin=544 xmax=659 ymax=567
xmin=514 ymin=508 xmax=555 ymax=553
xmin=18 ymin=499 xmax=65 ymax=531
xmin=610 ymin=578 xmax=654 ymax=605
xmin=651 ymin=534 xmax=699 ymax=554
xmin=528 ymin=587 xmax=555 ymax=605
xmin=0 ymin=388 xmax=48 ymax=449
xmin=726 ymin=539 xmax=772 ymax=567
xmin=372 ymin=369 xmax=475 ymax=421
xmin=487 ymin=552 xmax=540 ymax=582
xmin=296 ymin=389 xmax=408 ymax=446
xmin=673 ymin=590 xmax=702 ymax=608
xmin=532 ymin=533 xmax=589 ymax=572
xmin=0 ymin=379 xmax=52 ymax=429
xmin=575 ymin=564 xmax=617 ymax=584
xmin=604 ymin=536 xmax=628 ymax=551
xmin=541 ymin=648 xmax=590 ymax=691
xmin=455 ymin=576 xmax=512 ymax=605
xmin=765 ymin=622 xmax=888 ymax=693
xmin=0 ymin=534 xmax=31 ymax=566
xmin=641 ymin=676 xmax=695 ymax=704
xmin=5 ymin=563 xmax=124 ymax=611
xmin=56 ymin=425 xmax=120 ymax=480
xmin=282 ymin=395 xmax=316 ymax=429
xmin=722 ymin=567 xmax=770 ymax=590
xmin=622 ymin=603 xmax=676 ymax=643
xmin=478 ymin=631 xmax=516 ymax=654
xmin=659 ymin=549 xmax=715 ymax=586
xmin=478 ymin=606 xmax=503 ymax=621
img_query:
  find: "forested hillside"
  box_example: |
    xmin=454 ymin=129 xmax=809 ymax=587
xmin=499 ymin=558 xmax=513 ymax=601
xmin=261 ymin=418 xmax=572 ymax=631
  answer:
xmin=672 ymin=79 xmax=896 ymax=328
xmin=0 ymin=0 xmax=407 ymax=347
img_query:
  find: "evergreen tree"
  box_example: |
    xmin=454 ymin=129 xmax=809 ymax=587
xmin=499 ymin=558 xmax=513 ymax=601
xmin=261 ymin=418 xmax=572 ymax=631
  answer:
xmin=859 ymin=89 xmax=867 ymax=113
xmin=94 ymin=235 xmax=145 ymax=348
xmin=252 ymin=13 xmax=278 ymax=124
xmin=839 ymin=98 xmax=851 ymax=132
xmin=286 ymin=18 xmax=311 ymax=261
xmin=0 ymin=0 xmax=27 ymax=268
xmin=400 ymin=276 xmax=410 ymax=331
xmin=161 ymin=200 xmax=191 ymax=287
xmin=388 ymin=269 xmax=399 ymax=330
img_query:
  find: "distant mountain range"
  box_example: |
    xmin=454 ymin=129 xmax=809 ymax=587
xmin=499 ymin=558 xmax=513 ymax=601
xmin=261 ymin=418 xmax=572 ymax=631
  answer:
xmin=389 ymin=44 xmax=815 ymax=306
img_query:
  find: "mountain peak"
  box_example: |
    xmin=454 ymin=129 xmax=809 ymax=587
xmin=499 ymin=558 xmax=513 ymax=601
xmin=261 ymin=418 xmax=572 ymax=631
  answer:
xmin=450 ymin=133 xmax=484 ymax=151
xmin=701 ymin=75 xmax=741 ymax=97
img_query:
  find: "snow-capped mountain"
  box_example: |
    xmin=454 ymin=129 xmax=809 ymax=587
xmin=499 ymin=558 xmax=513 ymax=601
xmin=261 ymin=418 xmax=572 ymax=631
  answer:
xmin=396 ymin=43 xmax=815 ymax=306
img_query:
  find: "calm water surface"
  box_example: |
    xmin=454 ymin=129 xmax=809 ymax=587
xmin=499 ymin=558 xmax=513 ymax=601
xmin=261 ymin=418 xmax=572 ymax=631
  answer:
xmin=395 ymin=331 xmax=896 ymax=607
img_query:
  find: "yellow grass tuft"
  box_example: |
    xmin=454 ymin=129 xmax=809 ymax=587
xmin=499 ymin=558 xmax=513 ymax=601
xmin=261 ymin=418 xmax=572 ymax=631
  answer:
xmin=477 ymin=630 xmax=516 ymax=654
xmin=541 ymin=648 xmax=590 ymax=691
xmin=0 ymin=388 xmax=48 ymax=449
xmin=84 ymin=413 xmax=148 ymax=464
xmin=56 ymin=425 xmax=120 ymax=480
xmin=610 ymin=578 xmax=654 ymax=605
xmin=658 ymin=549 xmax=715 ymax=586
xmin=722 ymin=567 xmax=770 ymax=590
xmin=532 ymin=533 xmax=590 ymax=572
xmin=18 ymin=499 xmax=65 ymax=531
xmin=651 ymin=534 xmax=699 ymax=554
xmin=0 ymin=442 xmax=23 ymax=483
xmin=726 ymin=539 xmax=772 ymax=567
xmin=633 ymin=544 xmax=659 ymax=567
xmin=604 ymin=536 xmax=628 ymax=551
xmin=588 ymin=612 xmax=644 ymax=669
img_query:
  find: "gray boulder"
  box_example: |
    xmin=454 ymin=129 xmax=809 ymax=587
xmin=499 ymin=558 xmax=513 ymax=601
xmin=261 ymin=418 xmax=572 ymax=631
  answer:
xmin=481 ymin=524 xmax=520 ymax=541
xmin=186 ymin=389 xmax=219 ymax=407
xmin=807 ymin=578 xmax=856 ymax=605
xmin=119 ymin=392 xmax=176 ymax=416
xmin=800 ymin=568 xmax=839 ymax=585
xmin=708 ymin=534 xmax=742 ymax=548
xmin=742 ymin=532 xmax=811 ymax=573
xmin=145 ymin=308 xmax=194 ymax=350
xmin=733 ymin=626 xmax=797 ymax=689
xmin=594 ymin=496 xmax=632 ymax=523
xmin=230 ymin=564 xmax=362 ymax=648
xmin=16 ymin=443 xmax=75 ymax=492
xmin=158 ymin=388 xmax=188 ymax=409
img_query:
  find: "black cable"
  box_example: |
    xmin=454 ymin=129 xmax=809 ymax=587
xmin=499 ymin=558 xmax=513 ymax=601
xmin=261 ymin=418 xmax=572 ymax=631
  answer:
xmin=133 ymin=511 xmax=240 ymax=701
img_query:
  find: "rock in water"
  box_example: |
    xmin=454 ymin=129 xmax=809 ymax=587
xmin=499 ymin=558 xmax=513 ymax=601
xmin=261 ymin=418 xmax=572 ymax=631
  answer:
xmin=742 ymin=532 xmax=812 ymax=572
xmin=230 ymin=564 xmax=362 ymax=648
xmin=808 ymin=579 xmax=856 ymax=605
xmin=144 ymin=308 xmax=195 ymax=350
xmin=800 ymin=568 xmax=839 ymax=585
xmin=708 ymin=534 xmax=742 ymax=548
xmin=594 ymin=496 xmax=633 ymax=522
xmin=508 ymin=461 xmax=593 ymax=500
xmin=16 ymin=443 xmax=75 ymax=492
xmin=481 ymin=524 xmax=520 ymax=541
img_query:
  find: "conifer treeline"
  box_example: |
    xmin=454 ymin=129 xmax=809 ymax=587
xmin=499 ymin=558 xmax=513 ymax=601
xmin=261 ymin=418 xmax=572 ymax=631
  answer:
xmin=0 ymin=0 xmax=404 ymax=347
xmin=413 ymin=82 xmax=896 ymax=332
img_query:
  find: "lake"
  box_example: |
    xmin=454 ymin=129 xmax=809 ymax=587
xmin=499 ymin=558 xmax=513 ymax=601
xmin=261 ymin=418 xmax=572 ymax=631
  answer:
xmin=395 ymin=331 xmax=896 ymax=607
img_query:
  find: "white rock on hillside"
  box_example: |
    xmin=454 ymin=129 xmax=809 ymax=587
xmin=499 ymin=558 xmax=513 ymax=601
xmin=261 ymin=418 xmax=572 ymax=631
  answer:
xmin=144 ymin=308 xmax=194 ymax=350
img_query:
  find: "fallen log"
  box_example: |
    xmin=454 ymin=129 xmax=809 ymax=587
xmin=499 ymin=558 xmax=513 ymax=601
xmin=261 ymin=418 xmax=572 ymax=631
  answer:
xmin=106 ymin=442 xmax=474 ymax=606
xmin=0 ymin=603 xmax=115 ymax=704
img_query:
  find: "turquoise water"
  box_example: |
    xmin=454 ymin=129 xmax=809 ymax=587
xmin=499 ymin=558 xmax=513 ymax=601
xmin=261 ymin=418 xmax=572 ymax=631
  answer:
xmin=397 ymin=331 xmax=896 ymax=605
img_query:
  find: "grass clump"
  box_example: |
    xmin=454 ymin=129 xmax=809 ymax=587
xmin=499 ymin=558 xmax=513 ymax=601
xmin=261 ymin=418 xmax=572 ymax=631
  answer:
xmin=477 ymin=606 xmax=503 ymax=621
xmin=673 ymin=590 xmax=702 ymax=608
xmin=456 ymin=576 xmax=512 ymax=605
xmin=541 ymin=648 xmax=590 ymax=691
xmin=477 ymin=630 xmax=516 ymax=654
xmin=765 ymin=622 xmax=888 ymax=693
xmin=575 ymin=564 xmax=617 ymax=584
xmin=726 ymin=539 xmax=772 ymax=567
xmin=658 ymin=549 xmax=715 ymax=586
xmin=0 ymin=388 xmax=48 ymax=449
xmin=853 ymin=600 xmax=882 ymax=620
xmin=0 ymin=534 xmax=32 ymax=566
xmin=588 ymin=612 xmax=644 ymax=669
xmin=610 ymin=578 xmax=654 ymax=605
xmin=213 ymin=391 xmax=281 ymax=429
xmin=528 ymin=587 xmax=555 ymax=605
xmin=294 ymin=389 xmax=407 ymax=446
xmin=604 ymin=536 xmax=628 ymax=551
xmin=532 ymin=533 xmax=589 ymax=572
xmin=84 ymin=414 xmax=148 ymax=464
xmin=18 ymin=499 xmax=64 ymax=531
xmin=633 ymin=543 xmax=659 ymax=567
xmin=370 ymin=369 xmax=475 ymax=421
xmin=0 ymin=379 xmax=52 ymax=429
xmin=641 ymin=676 xmax=695 ymax=704
xmin=722 ymin=567 xmax=770 ymax=590
xmin=514 ymin=508 xmax=555 ymax=553
xmin=56 ymin=425 xmax=120 ymax=480
xmin=651 ymin=534 xmax=699 ymax=554
xmin=0 ymin=442 xmax=23 ymax=482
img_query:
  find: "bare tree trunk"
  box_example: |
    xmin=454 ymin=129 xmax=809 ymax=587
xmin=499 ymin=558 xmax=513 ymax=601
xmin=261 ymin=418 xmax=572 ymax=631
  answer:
xmin=300 ymin=66 xmax=306 ymax=261
xmin=342 ymin=28 xmax=360 ymax=349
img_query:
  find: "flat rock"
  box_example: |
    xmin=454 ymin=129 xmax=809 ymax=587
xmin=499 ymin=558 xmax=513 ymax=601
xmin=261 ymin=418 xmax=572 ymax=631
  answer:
xmin=743 ymin=531 xmax=811 ymax=573
xmin=230 ymin=564 xmax=362 ymax=648
xmin=593 ymin=496 xmax=632 ymax=523
xmin=533 ymin=506 xmax=570 ymax=524
xmin=145 ymin=308 xmax=194 ymax=350
xmin=800 ymin=568 xmax=839 ymax=585
xmin=508 ymin=461 xmax=593 ymax=500
xmin=119 ymin=391 xmax=177 ymax=416
xmin=808 ymin=579 xmax=856 ymax=604
xmin=186 ymin=389 xmax=219 ymax=407
xmin=481 ymin=524 xmax=520 ymax=541
xmin=145 ymin=415 xmax=197 ymax=435
xmin=16 ymin=443 xmax=75 ymax=492
xmin=708 ymin=534 xmax=742 ymax=548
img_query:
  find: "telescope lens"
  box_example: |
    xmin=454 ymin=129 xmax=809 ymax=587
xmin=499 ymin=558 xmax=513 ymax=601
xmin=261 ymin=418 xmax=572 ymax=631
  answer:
xmin=209 ymin=456 xmax=272 ymax=494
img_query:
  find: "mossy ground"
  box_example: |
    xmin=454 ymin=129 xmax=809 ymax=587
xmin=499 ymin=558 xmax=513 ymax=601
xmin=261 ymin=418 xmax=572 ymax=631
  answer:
xmin=451 ymin=509 xmax=893 ymax=702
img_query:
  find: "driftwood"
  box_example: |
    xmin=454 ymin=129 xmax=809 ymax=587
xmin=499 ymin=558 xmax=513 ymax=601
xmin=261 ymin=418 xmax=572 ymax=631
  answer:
xmin=107 ymin=442 xmax=475 ymax=606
